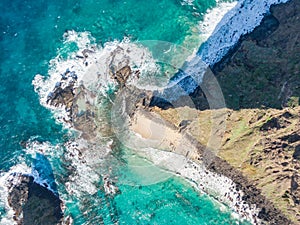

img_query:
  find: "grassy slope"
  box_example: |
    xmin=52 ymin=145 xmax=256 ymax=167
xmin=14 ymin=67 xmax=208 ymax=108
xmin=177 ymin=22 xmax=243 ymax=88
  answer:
xmin=154 ymin=106 xmax=300 ymax=223
xmin=151 ymin=1 xmax=300 ymax=223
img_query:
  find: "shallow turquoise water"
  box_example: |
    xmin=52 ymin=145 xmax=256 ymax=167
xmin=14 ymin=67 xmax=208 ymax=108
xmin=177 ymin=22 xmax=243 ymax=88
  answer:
xmin=0 ymin=0 xmax=250 ymax=224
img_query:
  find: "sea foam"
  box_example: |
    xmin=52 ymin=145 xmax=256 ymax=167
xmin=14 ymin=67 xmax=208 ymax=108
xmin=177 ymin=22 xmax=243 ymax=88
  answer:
xmin=32 ymin=30 xmax=158 ymax=126
xmin=178 ymin=0 xmax=290 ymax=95
xmin=199 ymin=0 xmax=290 ymax=66
xmin=137 ymin=147 xmax=260 ymax=224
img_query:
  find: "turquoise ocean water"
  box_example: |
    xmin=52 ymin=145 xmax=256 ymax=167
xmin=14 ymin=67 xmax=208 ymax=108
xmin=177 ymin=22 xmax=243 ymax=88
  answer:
xmin=0 ymin=0 xmax=250 ymax=224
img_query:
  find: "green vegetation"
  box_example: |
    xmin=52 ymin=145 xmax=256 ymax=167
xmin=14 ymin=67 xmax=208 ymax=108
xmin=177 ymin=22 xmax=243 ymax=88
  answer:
xmin=287 ymin=96 xmax=299 ymax=108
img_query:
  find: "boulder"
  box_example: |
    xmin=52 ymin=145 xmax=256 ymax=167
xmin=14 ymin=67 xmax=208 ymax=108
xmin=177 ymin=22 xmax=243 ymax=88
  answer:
xmin=7 ymin=173 xmax=64 ymax=225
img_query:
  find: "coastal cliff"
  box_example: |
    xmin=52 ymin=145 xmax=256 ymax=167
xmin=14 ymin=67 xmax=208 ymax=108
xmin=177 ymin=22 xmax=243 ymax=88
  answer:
xmin=192 ymin=0 xmax=300 ymax=110
xmin=153 ymin=106 xmax=299 ymax=224
xmin=26 ymin=0 xmax=299 ymax=224
xmin=154 ymin=0 xmax=300 ymax=224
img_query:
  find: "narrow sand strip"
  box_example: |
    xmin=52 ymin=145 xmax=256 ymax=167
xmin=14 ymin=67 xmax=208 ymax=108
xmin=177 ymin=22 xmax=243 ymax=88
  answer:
xmin=129 ymin=109 xmax=260 ymax=224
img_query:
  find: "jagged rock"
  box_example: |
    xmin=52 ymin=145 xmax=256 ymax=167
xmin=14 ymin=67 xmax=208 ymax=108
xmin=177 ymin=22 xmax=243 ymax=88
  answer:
xmin=111 ymin=65 xmax=132 ymax=87
xmin=260 ymin=113 xmax=292 ymax=131
xmin=47 ymin=85 xmax=75 ymax=111
xmin=7 ymin=173 xmax=64 ymax=225
xmin=260 ymin=117 xmax=281 ymax=131
xmin=281 ymin=133 xmax=300 ymax=143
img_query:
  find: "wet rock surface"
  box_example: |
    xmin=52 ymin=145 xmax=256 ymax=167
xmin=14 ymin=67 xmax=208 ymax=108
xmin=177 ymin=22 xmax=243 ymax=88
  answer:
xmin=110 ymin=65 xmax=132 ymax=87
xmin=46 ymin=69 xmax=77 ymax=117
xmin=48 ymin=85 xmax=75 ymax=110
xmin=7 ymin=173 xmax=64 ymax=225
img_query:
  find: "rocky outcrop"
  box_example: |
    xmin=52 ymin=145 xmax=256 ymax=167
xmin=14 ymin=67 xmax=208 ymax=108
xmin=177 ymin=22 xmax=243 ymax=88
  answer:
xmin=40 ymin=1 xmax=300 ymax=224
xmin=46 ymin=70 xmax=77 ymax=116
xmin=174 ymin=2 xmax=300 ymax=221
xmin=110 ymin=65 xmax=132 ymax=87
xmin=7 ymin=173 xmax=65 ymax=225
xmin=191 ymin=0 xmax=300 ymax=110
xmin=153 ymin=106 xmax=300 ymax=224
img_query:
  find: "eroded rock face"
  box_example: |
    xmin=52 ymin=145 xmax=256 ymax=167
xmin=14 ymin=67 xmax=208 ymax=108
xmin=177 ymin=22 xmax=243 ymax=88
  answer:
xmin=111 ymin=65 xmax=132 ymax=87
xmin=46 ymin=69 xmax=78 ymax=117
xmin=48 ymin=85 xmax=75 ymax=111
xmin=7 ymin=173 xmax=64 ymax=225
xmin=7 ymin=174 xmax=30 ymax=224
xmin=191 ymin=0 xmax=300 ymax=110
xmin=291 ymin=173 xmax=300 ymax=205
xmin=153 ymin=106 xmax=300 ymax=224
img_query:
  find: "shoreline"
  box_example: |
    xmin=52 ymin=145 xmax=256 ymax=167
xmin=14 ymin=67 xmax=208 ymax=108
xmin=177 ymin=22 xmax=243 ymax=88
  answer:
xmin=127 ymin=107 xmax=291 ymax=224
xmin=27 ymin=1 xmax=297 ymax=224
xmin=170 ymin=0 xmax=291 ymax=96
xmin=198 ymin=0 xmax=290 ymax=66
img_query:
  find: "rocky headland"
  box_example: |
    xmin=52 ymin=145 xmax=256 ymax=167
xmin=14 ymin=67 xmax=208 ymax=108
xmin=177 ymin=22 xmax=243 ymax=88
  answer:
xmin=152 ymin=0 xmax=300 ymax=224
xmin=121 ymin=0 xmax=300 ymax=223
xmin=27 ymin=0 xmax=299 ymax=224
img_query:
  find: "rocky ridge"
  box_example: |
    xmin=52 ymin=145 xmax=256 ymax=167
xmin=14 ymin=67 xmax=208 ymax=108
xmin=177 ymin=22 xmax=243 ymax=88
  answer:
xmin=31 ymin=0 xmax=300 ymax=224
xmin=154 ymin=106 xmax=300 ymax=224
xmin=152 ymin=0 xmax=300 ymax=223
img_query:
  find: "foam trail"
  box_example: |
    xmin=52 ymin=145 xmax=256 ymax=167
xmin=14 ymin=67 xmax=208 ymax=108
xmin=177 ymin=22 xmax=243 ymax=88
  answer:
xmin=25 ymin=139 xmax=115 ymax=197
xmin=199 ymin=1 xmax=238 ymax=42
xmin=136 ymin=147 xmax=260 ymax=224
xmin=63 ymin=139 xmax=111 ymax=197
xmin=147 ymin=1 xmax=237 ymax=99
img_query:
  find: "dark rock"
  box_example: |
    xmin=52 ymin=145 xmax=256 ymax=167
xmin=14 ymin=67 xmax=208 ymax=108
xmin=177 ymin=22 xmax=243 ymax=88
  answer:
xmin=179 ymin=120 xmax=191 ymax=128
xmin=293 ymin=145 xmax=300 ymax=160
xmin=82 ymin=49 xmax=95 ymax=56
xmin=260 ymin=118 xmax=281 ymax=131
xmin=281 ymin=133 xmax=300 ymax=143
xmin=258 ymin=207 xmax=268 ymax=220
xmin=149 ymin=96 xmax=173 ymax=109
xmin=7 ymin=173 xmax=64 ymax=225
xmin=248 ymin=14 xmax=279 ymax=43
xmin=281 ymin=112 xmax=293 ymax=119
xmin=188 ymin=86 xmax=209 ymax=110
xmin=112 ymin=65 xmax=132 ymax=87
xmin=291 ymin=174 xmax=300 ymax=205
xmin=47 ymin=85 xmax=75 ymax=111
xmin=291 ymin=175 xmax=299 ymax=191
